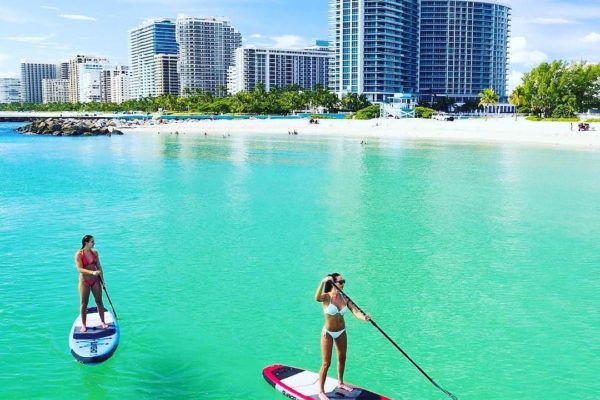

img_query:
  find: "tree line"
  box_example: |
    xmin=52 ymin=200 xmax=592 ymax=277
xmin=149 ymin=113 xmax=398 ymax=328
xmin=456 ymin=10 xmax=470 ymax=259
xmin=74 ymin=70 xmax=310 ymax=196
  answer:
xmin=0 ymin=84 xmax=370 ymax=115
xmin=510 ymin=61 xmax=600 ymax=118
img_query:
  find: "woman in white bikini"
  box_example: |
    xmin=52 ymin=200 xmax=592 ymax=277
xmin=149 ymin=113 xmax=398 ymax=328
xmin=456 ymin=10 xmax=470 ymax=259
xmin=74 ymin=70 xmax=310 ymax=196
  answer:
xmin=315 ymin=273 xmax=370 ymax=400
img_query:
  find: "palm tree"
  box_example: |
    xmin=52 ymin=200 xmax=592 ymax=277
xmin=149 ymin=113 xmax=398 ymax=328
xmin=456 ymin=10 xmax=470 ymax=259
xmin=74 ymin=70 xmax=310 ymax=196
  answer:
xmin=479 ymin=88 xmax=499 ymax=118
xmin=509 ymin=87 xmax=525 ymax=120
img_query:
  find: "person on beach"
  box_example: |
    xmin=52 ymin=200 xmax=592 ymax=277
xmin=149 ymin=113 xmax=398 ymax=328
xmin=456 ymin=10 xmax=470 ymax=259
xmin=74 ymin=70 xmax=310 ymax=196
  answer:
xmin=315 ymin=274 xmax=370 ymax=400
xmin=75 ymin=235 xmax=108 ymax=332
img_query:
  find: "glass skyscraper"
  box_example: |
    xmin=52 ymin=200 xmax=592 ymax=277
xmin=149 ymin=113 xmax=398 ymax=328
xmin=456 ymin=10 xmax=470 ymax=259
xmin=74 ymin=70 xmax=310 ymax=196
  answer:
xmin=329 ymin=0 xmax=420 ymax=102
xmin=330 ymin=0 xmax=510 ymax=103
xmin=419 ymin=0 xmax=511 ymax=101
xmin=129 ymin=19 xmax=178 ymax=99
xmin=20 ymin=63 xmax=57 ymax=104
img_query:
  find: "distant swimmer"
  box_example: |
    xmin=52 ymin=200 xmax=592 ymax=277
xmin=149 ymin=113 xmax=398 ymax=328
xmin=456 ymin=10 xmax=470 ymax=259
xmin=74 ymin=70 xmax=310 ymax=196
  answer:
xmin=315 ymin=274 xmax=370 ymax=400
xmin=75 ymin=235 xmax=108 ymax=332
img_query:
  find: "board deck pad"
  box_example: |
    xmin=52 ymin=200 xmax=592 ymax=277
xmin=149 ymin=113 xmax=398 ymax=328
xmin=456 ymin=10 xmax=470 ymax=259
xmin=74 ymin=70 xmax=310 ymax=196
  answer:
xmin=263 ymin=364 xmax=391 ymax=400
xmin=69 ymin=306 xmax=119 ymax=364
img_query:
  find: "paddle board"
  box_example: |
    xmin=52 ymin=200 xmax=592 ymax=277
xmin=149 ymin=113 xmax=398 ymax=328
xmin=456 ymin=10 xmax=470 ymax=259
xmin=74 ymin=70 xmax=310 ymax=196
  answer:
xmin=69 ymin=306 xmax=119 ymax=363
xmin=263 ymin=364 xmax=391 ymax=400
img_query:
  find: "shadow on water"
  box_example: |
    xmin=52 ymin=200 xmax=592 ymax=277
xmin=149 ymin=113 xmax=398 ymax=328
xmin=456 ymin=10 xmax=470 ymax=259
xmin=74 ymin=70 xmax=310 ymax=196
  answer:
xmin=128 ymin=352 xmax=243 ymax=399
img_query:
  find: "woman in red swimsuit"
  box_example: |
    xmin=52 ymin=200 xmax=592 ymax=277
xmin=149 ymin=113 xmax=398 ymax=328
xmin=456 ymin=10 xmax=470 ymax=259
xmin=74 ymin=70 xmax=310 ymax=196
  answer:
xmin=74 ymin=235 xmax=108 ymax=332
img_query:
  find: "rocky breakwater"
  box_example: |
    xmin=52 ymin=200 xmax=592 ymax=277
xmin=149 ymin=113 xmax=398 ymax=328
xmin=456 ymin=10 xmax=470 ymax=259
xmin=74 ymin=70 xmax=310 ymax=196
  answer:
xmin=16 ymin=118 xmax=124 ymax=136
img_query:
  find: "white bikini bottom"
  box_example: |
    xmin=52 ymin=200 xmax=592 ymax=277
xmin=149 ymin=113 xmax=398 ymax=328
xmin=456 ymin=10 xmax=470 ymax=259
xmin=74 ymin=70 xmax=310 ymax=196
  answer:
xmin=322 ymin=327 xmax=346 ymax=339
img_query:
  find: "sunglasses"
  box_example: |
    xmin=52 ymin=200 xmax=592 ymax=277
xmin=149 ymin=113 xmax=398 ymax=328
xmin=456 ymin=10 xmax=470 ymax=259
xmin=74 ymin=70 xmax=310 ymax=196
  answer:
xmin=336 ymin=280 xmax=346 ymax=284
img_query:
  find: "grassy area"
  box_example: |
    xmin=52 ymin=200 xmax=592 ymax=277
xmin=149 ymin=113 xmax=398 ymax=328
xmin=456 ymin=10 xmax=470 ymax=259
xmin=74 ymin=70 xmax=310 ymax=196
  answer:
xmin=584 ymin=118 xmax=600 ymax=123
xmin=526 ymin=116 xmax=580 ymax=122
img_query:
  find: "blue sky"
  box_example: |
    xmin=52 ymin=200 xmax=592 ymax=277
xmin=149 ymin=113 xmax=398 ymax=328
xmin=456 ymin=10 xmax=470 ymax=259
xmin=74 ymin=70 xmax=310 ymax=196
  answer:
xmin=0 ymin=0 xmax=598 ymax=92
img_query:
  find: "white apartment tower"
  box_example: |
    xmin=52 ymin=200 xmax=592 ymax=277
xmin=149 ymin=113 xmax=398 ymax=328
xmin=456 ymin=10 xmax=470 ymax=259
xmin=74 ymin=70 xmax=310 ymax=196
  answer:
xmin=20 ymin=63 xmax=57 ymax=103
xmin=176 ymin=16 xmax=242 ymax=95
xmin=42 ymin=79 xmax=70 ymax=103
xmin=68 ymin=55 xmax=110 ymax=103
xmin=102 ymin=65 xmax=130 ymax=104
xmin=228 ymin=43 xmax=331 ymax=94
xmin=129 ymin=19 xmax=178 ymax=99
xmin=0 ymin=78 xmax=22 ymax=103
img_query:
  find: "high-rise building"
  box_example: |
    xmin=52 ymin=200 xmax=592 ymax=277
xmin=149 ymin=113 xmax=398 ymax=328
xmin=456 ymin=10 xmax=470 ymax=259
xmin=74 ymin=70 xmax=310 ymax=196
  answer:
xmin=20 ymin=63 xmax=57 ymax=103
xmin=42 ymin=79 xmax=70 ymax=103
xmin=57 ymin=62 xmax=70 ymax=80
xmin=102 ymin=65 xmax=130 ymax=104
xmin=419 ymin=0 xmax=511 ymax=101
xmin=154 ymin=54 xmax=179 ymax=96
xmin=129 ymin=19 xmax=178 ymax=99
xmin=0 ymin=78 xmax=22 ymax=103
xmin=228 ymin=43 xmax=331 ymax=94
xmin=176 ymin=16 xmax=242 ymax=95
xmin=329 ymin=0 xmax=420 ymax=102
xmin=68 ymin=55 xmax=110 ymax=103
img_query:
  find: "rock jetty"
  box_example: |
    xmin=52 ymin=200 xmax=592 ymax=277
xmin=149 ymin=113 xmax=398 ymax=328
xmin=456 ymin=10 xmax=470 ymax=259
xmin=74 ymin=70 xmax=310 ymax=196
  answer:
xmin=16 ymin=118 xmax=125 ymax=136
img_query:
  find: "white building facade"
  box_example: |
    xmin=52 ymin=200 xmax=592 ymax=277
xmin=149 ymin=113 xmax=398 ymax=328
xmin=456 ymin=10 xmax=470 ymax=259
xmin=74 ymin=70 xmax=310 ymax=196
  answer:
xmin=42 ymin=79 xmax=70 ymax=103
xmin=176 ymin=16 xmax=242 ymax=95
xmin=68 ymin=55 xmax=110 ymax=103
xmin=228 ymin=44 xmax=331 ymax=94
xmin=0 ymin=78 xmax=22 ymax=103
xmin=102 ymin=65 xmax=130 ymax=104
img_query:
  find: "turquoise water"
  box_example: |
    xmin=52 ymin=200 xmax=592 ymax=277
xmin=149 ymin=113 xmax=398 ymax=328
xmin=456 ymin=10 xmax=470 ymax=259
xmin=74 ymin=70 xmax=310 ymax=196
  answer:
xmin=0 ymin=122 xmax=598 ymax=399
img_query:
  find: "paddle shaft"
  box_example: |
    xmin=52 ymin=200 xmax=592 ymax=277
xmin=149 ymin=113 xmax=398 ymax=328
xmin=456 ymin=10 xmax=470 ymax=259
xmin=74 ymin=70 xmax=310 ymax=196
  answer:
xmin=331 ymin=282 xmax=457 ymax=400
xmin=98 ymin=274 xmax=118 ymax=320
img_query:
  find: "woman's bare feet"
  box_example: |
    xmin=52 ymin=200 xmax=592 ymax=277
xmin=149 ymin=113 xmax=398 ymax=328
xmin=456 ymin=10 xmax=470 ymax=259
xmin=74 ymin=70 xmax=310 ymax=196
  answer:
xmin=100 ymin=322 xmax=108 ymax=329
xmin=338 ymin=383 xmax=353 ymax=392
xmin=318 ymin=393 xmax=329 ymax=400
xmin=80 ymin=325 xmax=87 ymax=333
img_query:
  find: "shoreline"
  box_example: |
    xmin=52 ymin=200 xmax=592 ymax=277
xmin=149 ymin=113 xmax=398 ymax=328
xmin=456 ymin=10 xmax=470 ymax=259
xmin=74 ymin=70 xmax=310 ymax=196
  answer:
xmin=121 ymin=117 xmax=600 ymax=151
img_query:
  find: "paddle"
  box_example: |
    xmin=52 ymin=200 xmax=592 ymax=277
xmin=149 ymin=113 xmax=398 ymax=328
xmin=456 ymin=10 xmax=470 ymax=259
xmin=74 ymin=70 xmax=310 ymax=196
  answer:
xmin=98 ymin=274 xmax=119 ymax=320
xmin=331 ymin=281 xmax=458 ymax=400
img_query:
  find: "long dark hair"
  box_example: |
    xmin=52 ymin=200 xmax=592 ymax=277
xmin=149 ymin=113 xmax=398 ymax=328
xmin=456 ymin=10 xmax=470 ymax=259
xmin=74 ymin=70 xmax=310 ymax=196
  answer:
xmin=324 ymin=273 xmax=341 ymax=293
xmin=81 ymin=235 xmax=94 ymax=249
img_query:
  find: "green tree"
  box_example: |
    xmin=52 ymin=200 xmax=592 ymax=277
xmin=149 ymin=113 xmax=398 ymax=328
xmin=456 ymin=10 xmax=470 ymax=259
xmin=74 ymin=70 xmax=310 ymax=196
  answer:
xmin=341 ymin=93 xmax=369 ymax=112
xmin=479 ymin=88 xmax=500 ymax=115
xmin=515 ymin=61 xmax=571 ymax=117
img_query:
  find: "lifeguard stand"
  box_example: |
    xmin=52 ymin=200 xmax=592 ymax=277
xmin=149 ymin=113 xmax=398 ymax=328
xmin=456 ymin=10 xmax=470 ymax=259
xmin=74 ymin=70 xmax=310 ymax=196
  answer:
xmin=380 ymin=93 xmax=417 ymax=118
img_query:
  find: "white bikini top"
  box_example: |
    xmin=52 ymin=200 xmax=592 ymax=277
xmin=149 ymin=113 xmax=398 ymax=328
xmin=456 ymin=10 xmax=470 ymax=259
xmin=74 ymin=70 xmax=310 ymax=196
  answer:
xmin=324 ymin=302 xmax=349 ymax=316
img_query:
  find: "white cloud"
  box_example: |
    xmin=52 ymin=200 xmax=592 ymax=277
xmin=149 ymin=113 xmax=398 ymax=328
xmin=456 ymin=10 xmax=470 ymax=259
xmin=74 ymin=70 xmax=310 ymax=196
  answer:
xmin=510 ymin=36 xmax=527 ymax=52
xmin=5 ymin=34 xmax=54 ymax=44
xmin=509 ymin=36 xmax=548 ymax=67
xmin=270 ymin=35 xmax=306 ymax=48
xmin=59 ymin=14 xmax=97 ymax=21
xmin=40 ymin=5 xmax=60 ymax=11
xmin=511 ymin=50 xmax=549 ymax=66
xmin=250 ymin=33 xmax=263 ymax=39
xmin=0 ymin=53 xmax=11 ymax=63
xmin=581 ymin=32 xmax=600 ymax=43
xmin=507 ymin=70 xmax=524 ymax=93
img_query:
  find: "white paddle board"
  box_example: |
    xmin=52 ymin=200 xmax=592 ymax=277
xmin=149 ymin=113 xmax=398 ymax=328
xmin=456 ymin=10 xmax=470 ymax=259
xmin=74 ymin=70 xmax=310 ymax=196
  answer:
xmin=263 ymin=364 xmax=391 ymax=399
xmin=69 ymin=306 xmax=119 ymax=363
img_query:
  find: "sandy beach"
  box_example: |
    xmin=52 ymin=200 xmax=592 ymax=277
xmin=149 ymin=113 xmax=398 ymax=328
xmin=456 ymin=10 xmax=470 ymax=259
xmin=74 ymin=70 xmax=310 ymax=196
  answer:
xmin=122 ymin=117 xmax=600 ymax=151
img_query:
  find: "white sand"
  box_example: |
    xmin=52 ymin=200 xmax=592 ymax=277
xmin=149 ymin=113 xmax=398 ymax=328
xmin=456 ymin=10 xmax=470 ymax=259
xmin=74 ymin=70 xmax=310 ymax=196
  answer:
xmin=122 ymin=117 xmax=600 ymax=151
